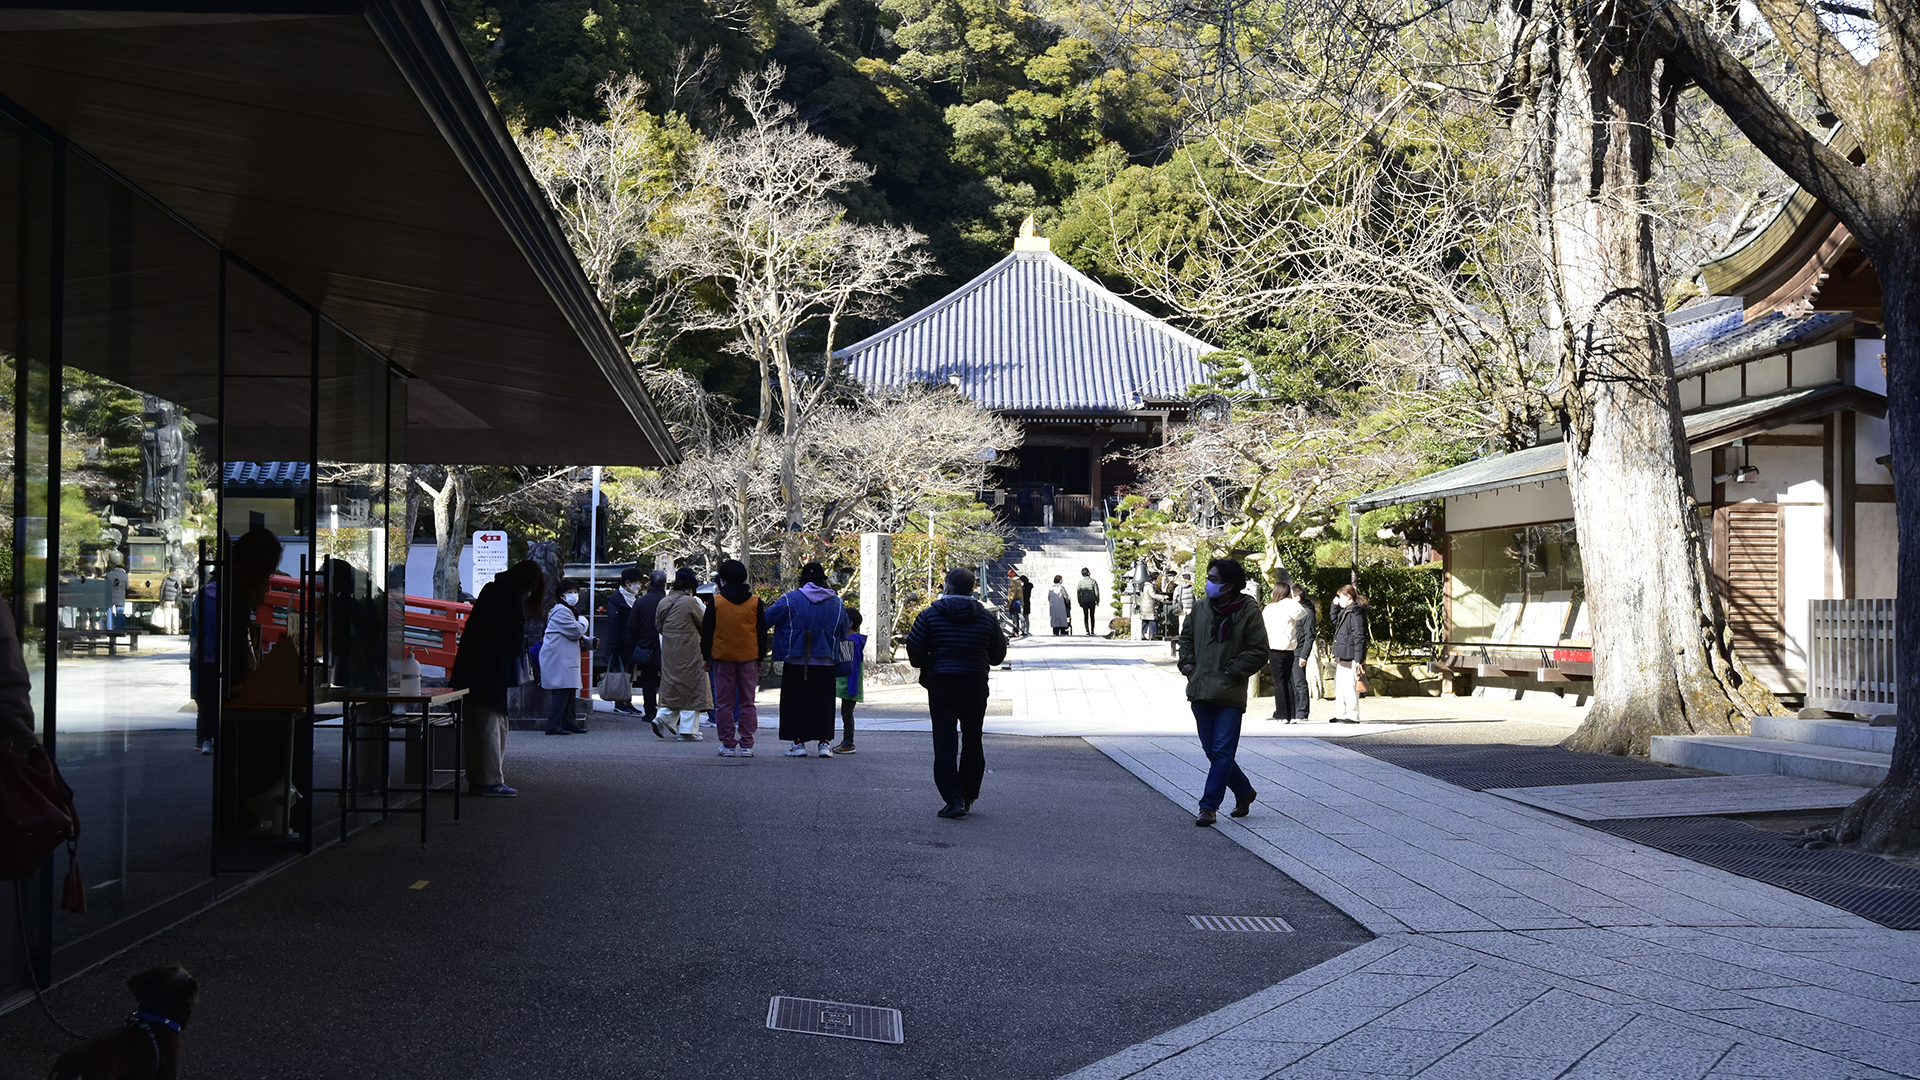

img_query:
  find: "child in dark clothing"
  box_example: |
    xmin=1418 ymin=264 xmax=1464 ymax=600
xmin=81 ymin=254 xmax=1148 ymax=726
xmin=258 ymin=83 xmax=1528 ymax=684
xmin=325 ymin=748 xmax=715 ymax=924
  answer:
xmin=833 ymin=609 xmax=868 ymax=754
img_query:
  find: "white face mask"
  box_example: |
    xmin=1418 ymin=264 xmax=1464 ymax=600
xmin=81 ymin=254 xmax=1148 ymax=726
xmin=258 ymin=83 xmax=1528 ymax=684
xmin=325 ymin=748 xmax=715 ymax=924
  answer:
xmin=624 ymin=582 xmax=641 ymax=596
xmin=563 ymin=592 xmax=580 ymax=606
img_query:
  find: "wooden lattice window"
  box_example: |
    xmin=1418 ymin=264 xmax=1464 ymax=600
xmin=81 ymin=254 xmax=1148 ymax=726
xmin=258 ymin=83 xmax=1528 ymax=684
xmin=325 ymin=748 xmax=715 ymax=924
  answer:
xmin=1713 ymin=502 xmax=1785 ymax=664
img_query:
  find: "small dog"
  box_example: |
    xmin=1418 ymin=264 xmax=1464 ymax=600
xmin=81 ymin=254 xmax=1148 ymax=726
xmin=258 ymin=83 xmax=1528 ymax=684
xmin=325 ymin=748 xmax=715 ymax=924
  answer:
xmin=48 ymin=964 xmax=198 ymax=1080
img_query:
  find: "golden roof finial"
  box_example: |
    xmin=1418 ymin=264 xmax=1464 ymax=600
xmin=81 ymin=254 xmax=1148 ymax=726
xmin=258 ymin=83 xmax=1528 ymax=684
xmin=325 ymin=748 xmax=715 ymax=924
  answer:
xmin=1014 ymin=215 xmax=1050 ymax=252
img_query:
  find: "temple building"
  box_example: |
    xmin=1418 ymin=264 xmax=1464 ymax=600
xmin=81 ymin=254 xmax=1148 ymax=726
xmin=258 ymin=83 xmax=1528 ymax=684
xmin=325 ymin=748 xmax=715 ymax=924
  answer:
xmin=1354 ymin=133 xmax=1895 ymax=708
xmin=836 ymin=222 xmax=1216 ymax=525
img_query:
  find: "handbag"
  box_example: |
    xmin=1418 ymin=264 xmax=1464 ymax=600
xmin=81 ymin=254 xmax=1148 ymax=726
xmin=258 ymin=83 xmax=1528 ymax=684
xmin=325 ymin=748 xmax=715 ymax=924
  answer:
xmin=599 ymin=669 xmax=633 ymax=701
xmin=1354 ymin=667 xmax=1370 ymax=696
xmin=0 ymin=740 xmax=86 ymax=912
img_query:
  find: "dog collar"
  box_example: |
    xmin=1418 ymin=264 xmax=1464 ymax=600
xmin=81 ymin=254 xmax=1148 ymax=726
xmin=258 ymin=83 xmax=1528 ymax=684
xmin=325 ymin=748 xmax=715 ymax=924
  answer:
xmin=130 ymin=1010 xmax=183 ymax=1034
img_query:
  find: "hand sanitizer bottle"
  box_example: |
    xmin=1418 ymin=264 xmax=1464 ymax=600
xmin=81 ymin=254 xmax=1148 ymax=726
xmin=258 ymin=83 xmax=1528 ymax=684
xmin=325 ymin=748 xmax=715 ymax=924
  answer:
xmin=398 ymin=647 xmax=422 ymax=696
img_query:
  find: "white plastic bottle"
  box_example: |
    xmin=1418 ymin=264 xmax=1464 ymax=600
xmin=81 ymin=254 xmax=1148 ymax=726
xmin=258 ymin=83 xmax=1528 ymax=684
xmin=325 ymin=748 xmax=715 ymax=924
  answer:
xmin=398 ymin=647 xmax=422 ymax=696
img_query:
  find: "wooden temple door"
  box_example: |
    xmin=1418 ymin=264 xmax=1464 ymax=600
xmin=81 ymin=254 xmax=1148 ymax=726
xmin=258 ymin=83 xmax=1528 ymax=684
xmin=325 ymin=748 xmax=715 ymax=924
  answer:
xmin=1712 ymin=502 xmax=1785 ymax=665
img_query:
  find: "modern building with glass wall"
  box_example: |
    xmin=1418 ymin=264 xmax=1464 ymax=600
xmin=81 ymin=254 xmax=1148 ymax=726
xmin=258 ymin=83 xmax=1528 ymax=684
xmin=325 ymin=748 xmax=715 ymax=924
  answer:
xmin=0 ymin=0 xmax=675 ymax=1003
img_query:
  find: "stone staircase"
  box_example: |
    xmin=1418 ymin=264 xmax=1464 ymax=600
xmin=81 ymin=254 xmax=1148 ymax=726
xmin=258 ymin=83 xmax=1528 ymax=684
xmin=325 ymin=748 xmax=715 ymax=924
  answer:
xmin=1650 ymin=715 xmax=1893 ymax=788
xmin=984 ymin=525 xmax=1114 ymax=607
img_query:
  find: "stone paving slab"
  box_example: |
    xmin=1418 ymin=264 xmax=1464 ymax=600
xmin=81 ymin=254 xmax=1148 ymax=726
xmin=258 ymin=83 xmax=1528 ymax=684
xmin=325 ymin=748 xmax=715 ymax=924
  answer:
xmin=1066 ymin=736 xmax=1920 ymax=1080
xmin=1486 ymin=774 xmax=1870 ymax=821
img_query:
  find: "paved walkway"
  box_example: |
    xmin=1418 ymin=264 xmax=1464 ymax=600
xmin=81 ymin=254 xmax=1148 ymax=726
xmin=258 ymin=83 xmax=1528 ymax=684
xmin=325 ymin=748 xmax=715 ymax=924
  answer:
xmin=845 ymin=636 xmax=1486 ymax=738
xmin=1068 ymin=736 xmax=1920 ymax=1080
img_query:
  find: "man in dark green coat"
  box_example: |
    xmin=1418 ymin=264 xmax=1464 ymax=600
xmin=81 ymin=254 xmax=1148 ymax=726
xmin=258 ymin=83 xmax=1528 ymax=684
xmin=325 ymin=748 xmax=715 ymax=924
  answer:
xmin=1176 ymin=558 xmax=1269 ymax=826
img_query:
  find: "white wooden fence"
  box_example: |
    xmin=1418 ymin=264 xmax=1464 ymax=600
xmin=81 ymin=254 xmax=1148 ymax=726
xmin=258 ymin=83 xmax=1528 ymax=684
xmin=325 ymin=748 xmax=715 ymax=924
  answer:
xmin=1807 ymin=599 xmax=1898 ymax=716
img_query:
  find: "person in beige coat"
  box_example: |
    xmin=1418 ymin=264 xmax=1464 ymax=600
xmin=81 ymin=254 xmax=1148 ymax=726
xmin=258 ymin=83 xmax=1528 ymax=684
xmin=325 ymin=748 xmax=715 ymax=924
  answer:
xmin=653 ymin=568 xmax=713 ymax=740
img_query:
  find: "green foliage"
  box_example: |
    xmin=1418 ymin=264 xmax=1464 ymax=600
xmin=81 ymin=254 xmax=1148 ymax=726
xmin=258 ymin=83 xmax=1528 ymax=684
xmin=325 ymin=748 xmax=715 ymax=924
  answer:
xmin=1311 ymin=564 xmax=1444 ymax=659
xmin=461 ymin=0 xmax=1185 ymax=369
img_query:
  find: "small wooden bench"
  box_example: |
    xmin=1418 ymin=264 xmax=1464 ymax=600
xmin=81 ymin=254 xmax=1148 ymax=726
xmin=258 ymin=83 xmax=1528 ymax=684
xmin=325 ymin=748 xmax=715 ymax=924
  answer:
xmin=57 ymin=629 xmax=141 ymax=657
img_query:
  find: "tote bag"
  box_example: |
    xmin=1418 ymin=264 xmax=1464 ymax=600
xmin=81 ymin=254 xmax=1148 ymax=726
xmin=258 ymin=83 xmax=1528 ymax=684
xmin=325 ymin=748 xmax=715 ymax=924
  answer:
xmin=599 ymin=669 xmax=633 ymax=701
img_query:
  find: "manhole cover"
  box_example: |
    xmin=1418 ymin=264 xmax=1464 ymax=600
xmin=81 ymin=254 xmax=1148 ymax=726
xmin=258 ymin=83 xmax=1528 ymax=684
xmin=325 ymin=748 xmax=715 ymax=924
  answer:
xmin=766 ymin=996 xmax=904 ymax=1044
xmin=1188 ymin=915 xmax=1294 ymax=932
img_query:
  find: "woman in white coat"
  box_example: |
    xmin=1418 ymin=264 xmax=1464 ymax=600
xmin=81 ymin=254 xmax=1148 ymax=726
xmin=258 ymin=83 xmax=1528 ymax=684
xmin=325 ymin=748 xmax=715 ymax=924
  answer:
xmin=1047 ymin=575 xmax=1073 ymax=636
xmin=540 ymin=578 xmax=593 ymax=735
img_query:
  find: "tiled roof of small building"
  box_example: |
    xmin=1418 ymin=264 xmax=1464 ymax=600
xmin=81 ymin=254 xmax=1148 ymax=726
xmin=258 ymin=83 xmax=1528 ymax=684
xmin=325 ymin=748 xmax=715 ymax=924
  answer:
xmin=223 ymin=461 xmax=310 ymax=488
xmin=1672 ymin=309 xmax=1853 ymax=377
xmin=834 ymin=250 xmax=1216 ymax=413
xmin=1351 ymin=383 xmax=1877 ymax=511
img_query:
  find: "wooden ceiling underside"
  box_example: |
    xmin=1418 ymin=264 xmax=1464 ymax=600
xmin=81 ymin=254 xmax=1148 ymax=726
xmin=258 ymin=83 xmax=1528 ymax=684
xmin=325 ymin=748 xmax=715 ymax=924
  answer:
xmin=0 ymin=5 xmax=677 ymax=466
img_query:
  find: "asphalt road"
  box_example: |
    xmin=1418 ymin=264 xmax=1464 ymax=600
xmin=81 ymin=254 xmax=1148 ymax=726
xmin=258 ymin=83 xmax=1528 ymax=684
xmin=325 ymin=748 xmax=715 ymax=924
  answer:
xmin=0 ymin=723 xmax=1371 ymax=1080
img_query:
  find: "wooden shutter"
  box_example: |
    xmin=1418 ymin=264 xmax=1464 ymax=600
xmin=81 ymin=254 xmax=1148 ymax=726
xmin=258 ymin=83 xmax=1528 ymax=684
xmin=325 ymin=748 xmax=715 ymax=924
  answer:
xmin=1713 ymin=503 xmax=1784 ymax=664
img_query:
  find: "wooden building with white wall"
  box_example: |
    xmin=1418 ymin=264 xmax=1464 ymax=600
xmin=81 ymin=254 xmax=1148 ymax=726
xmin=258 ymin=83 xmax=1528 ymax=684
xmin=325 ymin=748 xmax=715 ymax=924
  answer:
xmin=1353 ymin=182 xmax=1896 ymax=704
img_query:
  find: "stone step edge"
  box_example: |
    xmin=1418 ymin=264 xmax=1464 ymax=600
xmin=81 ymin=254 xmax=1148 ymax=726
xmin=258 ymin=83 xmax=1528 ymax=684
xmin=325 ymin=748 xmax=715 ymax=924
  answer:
xmin=1750 ymin=715 xmax=1897 ymax=754
xmin=1649 ymin=734 xmax=1890 ymax=786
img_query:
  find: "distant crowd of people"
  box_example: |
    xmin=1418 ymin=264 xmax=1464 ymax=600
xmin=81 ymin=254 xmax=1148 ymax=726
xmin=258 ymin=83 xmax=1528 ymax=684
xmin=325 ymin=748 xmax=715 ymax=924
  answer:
xmin=448 ymin=552 xmax=1371 ymax=828
xmin=448 ymin=558 xmax=1008 ymax=817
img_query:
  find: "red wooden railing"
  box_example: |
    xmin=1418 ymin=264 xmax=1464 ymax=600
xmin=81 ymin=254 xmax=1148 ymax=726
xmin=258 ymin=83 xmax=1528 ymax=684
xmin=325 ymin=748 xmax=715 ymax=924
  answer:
xmin=252 ymin=576 xmax=591 ymax=694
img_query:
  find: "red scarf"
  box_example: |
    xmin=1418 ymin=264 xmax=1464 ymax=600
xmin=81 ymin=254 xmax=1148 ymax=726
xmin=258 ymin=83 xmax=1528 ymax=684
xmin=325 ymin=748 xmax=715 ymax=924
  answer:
xmin=1209 ymin=593 xmax=1249 ymax=642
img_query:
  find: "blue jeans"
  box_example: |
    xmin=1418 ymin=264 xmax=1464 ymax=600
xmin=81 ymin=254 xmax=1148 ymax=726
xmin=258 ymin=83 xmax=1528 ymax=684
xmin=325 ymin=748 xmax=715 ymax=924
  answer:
xmin=1191 ymin=700 xmax=1256 ymax=810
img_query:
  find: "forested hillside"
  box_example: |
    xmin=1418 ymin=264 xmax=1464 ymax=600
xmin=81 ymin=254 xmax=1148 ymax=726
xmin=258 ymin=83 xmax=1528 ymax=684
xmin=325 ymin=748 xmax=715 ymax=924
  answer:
xmin=451 ymin=0 xmax=1180 ymax=310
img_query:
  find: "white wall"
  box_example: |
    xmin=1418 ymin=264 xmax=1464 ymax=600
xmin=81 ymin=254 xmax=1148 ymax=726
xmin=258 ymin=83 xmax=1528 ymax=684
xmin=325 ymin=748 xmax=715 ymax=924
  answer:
xmin=1746 ymin=442 xmax=1824 ymax=503
xmin=1856 ymin=339 xmax=1887 ymax=394
xmin=1445 ymin=478 xmax=1575 ymax=532
xmin=1856 ymin=503 xmax=1900 ymax=598
xmin=1782 ymin=502 xmax=1824 ymax=671
xmin=404 ymin=541 xmax=473 ymax=599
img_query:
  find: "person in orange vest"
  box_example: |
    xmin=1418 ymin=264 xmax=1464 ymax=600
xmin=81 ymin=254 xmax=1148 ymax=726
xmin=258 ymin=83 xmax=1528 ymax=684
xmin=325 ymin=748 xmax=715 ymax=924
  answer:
xmin=700 ymin=559 xmax=768 ymax=757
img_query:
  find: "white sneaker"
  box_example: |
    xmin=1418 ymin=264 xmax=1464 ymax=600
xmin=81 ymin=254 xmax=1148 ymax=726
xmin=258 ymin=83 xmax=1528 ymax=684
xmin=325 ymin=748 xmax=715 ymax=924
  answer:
xmin=738 ymin=746 xmax=754 ymax=757
xmin=816 ymin=741 xmax=834 ymax=757
xmin=718 ymin=746 xmax=735 ymax=757
xmin=785 ymin=743 xmax=808 ymax=757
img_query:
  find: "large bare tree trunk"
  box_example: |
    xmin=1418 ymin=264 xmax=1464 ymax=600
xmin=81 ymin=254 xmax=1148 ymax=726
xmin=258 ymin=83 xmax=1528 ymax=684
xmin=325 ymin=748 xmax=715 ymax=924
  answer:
xmin=418 ymin=467 xmax=470 ymax=601
xmin=1546 ymin=7 xmax=1778 ymax=755
xmin=1643 ymin=0 xmax=1918 ymax=848
xmin=1833 ymin=240 xmax=1920 ymax=850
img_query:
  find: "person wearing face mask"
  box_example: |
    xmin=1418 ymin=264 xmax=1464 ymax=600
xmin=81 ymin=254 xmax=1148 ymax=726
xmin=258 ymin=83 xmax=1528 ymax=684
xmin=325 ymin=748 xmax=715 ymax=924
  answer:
xmin=603 ymin=567 xmax=646 ymax=715
xmin=1330 ymin=583 xmax=1372 ymax=723
xmin=540 ymin=578 xmax=595 ymax=735
xmin=1176 ymin=558 xmax=1268 ymax=826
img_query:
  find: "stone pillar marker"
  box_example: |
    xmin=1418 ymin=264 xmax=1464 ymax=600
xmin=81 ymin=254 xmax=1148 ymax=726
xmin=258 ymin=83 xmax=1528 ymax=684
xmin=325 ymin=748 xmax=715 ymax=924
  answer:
xmin=861 ymin=533 xmax=895 ymax=663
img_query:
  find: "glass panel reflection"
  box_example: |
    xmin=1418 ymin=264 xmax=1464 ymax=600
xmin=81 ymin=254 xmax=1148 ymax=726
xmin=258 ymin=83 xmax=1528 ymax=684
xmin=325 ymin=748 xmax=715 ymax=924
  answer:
xmin=1449 ymin=523 xmax=1585 ymax=645
xmin=215 ymin=264 xmax=314 ymax=867
xmin=53 ymin=153 xmax=219 ymax=943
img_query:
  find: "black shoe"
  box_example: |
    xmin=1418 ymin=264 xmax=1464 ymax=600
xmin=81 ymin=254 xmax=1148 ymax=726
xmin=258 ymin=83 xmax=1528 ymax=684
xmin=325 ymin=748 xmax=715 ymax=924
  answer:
xmin=1195 ymin=808 xmax=1218 ymax=826
xmin=545 ymin=728 xmax=576 ymax=736
xmin=963 ymin=798 xmax=975 ymax=813
xmin=937 ymin=800 xmax=967 ymax=818
xmin=1231 ymin=790 xmax=1256 ymax=818
xmin=566 ymin=725 xmax=589 ymax=733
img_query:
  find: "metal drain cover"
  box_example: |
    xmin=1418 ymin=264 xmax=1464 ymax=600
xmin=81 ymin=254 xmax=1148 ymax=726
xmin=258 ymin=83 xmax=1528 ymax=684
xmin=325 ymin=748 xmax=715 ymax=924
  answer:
xmin=1188 ymin=914 xmax=1294 ymax=932
xmin=766 ymin=996 xmax=904 ymax=1044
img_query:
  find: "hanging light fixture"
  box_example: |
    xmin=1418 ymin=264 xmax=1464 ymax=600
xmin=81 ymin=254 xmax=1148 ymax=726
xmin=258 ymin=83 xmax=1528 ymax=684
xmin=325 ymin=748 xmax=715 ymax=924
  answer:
xmin=1713 ymin=439 xmax=1760 ymax=484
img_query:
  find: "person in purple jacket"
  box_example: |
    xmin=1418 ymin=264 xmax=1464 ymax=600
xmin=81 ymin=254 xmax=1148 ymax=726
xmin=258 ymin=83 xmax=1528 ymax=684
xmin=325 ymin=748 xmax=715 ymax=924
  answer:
xmin=765 ymin=562 xmax=849 ymax=758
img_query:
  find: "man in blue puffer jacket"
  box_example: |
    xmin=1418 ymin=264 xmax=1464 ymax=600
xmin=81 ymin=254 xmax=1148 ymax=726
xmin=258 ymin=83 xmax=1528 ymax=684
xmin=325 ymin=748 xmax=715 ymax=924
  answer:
xmin=905 ymin=568 xmax=1009 ymax=818
xmin=766 ymin=562 xmax=849 ymax=757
